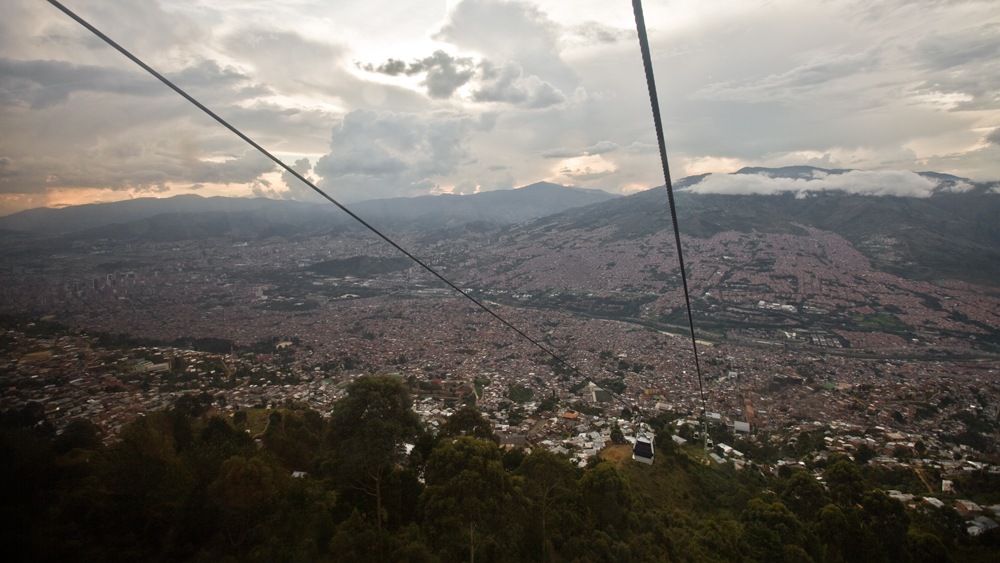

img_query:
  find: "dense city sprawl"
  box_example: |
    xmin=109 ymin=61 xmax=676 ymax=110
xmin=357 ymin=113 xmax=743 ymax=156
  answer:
xmin=2 ymin=221 xmax=999 ymax=561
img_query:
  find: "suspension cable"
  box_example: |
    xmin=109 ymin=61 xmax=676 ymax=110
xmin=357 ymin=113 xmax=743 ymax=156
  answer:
xmin=632 ymin=0 xmax=711 ymax=461
xmin=46 ymin=0 xmax=586 ymax=380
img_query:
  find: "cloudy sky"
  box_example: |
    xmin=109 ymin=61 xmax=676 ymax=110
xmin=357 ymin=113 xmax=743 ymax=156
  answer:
xmin=1 ymin=0 xmax=998 ymax=215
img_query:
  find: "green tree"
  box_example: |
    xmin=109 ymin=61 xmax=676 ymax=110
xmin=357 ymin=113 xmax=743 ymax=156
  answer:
xmin=908 ymin=531 xmax=948 ymax=563
xmin=817 ymin=503 xmax=859 ymax=563
xmin=233 ymin=410 xmax=248 ymax=427
xmin=578 ymin=461 xmax=636 ymax=536
xmin=825 ymin=460 xmax=866 ymax=508
xmin=101 ymin=411 xmax=191 ymax=557
xmin=328 ymin=375 xmax=420 ymax=561
xmin=53 ymin=418 xmax=103 ymax=454
xmin=210 ymin=455 xmax=283 ymax=550
xmin=610 ymin=423 xmax=626 ymax=445
xmin=421 ymin=436 xmax=527 ymax=563
xmin=854 ymin=443 xmax=876 ymax=465
xmin=264 ymin=409 xmax=322 ymax=470
xmin=517 ymin=449 xmax=576 ymax=562
xmin=740 ymin=499 xmax=821 ymax=563
xmin=438 ymin=406 xmax=498 ymax=443
xmin=780 ymin=471 xmax=829 ymax=522
xmin=861 ymin=489 xmax=911 ymax=562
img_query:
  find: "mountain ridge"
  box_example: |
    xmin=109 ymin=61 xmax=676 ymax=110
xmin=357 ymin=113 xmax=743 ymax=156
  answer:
xmin=3 ymin=167 xmax=998 ymax=286
xmin=516 ymin=169 xmax=1000 ymax=286
xmin=0 ymin=181 xmax=618 ymax=236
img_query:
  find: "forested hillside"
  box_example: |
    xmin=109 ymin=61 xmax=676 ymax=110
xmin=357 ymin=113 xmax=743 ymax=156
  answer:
xmin=2 ymin=375 xmax=998 ymax=563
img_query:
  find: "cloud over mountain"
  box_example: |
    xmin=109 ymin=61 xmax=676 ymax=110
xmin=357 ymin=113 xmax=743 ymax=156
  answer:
xmin=314 ymin=109 xmax=492 ymax=201
xmin=680 ymin=169 xmax=952 ymax=198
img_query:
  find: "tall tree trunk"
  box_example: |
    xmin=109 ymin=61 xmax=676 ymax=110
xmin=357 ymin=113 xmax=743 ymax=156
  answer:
xmin=541 ymin=496 xmax=548 ymax=563
xmin=470 ymin=520 xmax=476 ymax=563
xmin=375 ymin=470 xmax=383 ymax=562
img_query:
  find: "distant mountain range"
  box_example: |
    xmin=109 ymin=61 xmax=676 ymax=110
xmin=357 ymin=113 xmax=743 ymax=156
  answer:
xmin=523 ymin=167 xmax=1000 ymax=286
xmin=2 ymin=168 xmax=998 ymax=286
xmin=0 ymin=182 xmax=619 ymax=237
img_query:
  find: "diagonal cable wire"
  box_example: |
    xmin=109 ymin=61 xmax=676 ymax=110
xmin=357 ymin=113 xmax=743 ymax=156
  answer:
xmin=46 ymin=0 xmax=586 ymax=380
xmin=632 ymin=0 xmax=710 ymax=456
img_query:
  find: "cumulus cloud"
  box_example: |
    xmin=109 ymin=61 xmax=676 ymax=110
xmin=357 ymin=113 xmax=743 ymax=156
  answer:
xmin=453 ymin=179 xmax=478 ymax=195
xmin=472 ymin=60 xmax=565 ymax=108
xmin=313 ymin=109 xmax=480 ymax=201
xmin=434 ymin=0 xmax=579 ymax=92
xmin=362 ymin=50 xmax=476 ymax=99
xmin=274 ymin=157 xmax=322 ymax=201
xmin=480 ymin=171 xmax=515 ymax=191
xmin=680 ymin=170 xmax=947 ymax=197
xmin=361 ymin=51 xmax=566 ymax=108
xmin=556 ymin=154 xmax=617 ymax=182
xmin=446 ymin=169 xmax=515 ymax=195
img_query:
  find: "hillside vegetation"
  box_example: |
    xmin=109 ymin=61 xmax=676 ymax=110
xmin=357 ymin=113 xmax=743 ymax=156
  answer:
xmin=2 ymin=375 xmax=998 ymax=563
